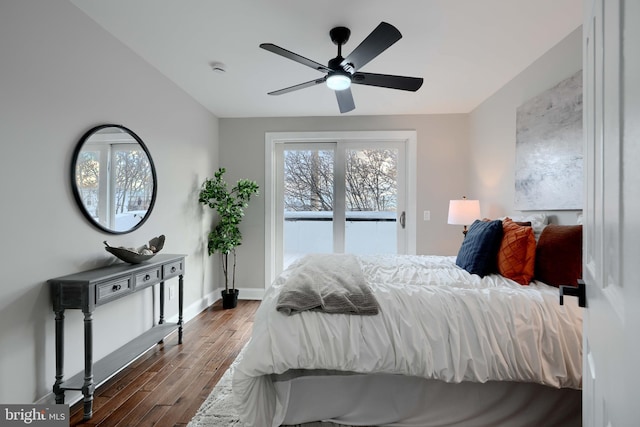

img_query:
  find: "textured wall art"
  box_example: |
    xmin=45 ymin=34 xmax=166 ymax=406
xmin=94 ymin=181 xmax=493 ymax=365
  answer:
xmin=514 ymin=71 xmax=583 ymax=210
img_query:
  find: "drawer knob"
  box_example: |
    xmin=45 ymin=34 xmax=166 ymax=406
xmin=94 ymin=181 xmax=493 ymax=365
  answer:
xmin=144 ymin=274 xmax=151 ymax=281
xmin=112 ymin=284 xmax=121 ymax=292
xmin=171 ymin=266 xmax=176 ymax=273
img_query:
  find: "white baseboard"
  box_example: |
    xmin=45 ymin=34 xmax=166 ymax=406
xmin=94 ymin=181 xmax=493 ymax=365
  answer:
xmin=235 ymin=287 xmax=265 ymax=301
xmin=36 ymin=287 xmax=263 ymax=406
xmin=179 ymin=289 xmax=219 ymax=322
xmin=171 ymin=287 xmax=264 ymax=322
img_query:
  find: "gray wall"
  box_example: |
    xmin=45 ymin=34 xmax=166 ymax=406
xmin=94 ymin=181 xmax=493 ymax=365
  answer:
xmin=0 ymin=1 xmax=219 ymax=404
xmin=219 ymin=114 xmax=470 ymax=294
xmin=468 ymin=27 xmax=583 ymax=225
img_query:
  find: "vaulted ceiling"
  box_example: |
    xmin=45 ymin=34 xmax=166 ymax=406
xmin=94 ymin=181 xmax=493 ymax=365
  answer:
xmin=70 ymin=0 xmax=582 ymax=118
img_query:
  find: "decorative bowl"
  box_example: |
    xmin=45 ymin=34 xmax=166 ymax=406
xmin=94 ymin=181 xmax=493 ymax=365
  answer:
xmin=104 ymin=235 xmax=165 ymax=264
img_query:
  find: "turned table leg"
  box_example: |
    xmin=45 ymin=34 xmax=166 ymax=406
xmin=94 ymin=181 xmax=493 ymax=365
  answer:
xmin=53 ymin=309 xmax=65 ymax=404
xmin=82 ymin=311 xmax=95 ymax=420
xmin=159 ymin=281 xmax=165 ymax=325
xmin=178 ymin=274 xmax=184 ymax=344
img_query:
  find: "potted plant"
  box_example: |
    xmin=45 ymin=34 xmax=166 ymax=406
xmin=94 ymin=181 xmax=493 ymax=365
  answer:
xmin=199 ymin=168 xmax=259 ymax=309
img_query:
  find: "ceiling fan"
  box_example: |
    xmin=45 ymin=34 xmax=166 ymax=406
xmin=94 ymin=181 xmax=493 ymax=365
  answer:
xmin=260 ymin=22 xmax=424 ymax=114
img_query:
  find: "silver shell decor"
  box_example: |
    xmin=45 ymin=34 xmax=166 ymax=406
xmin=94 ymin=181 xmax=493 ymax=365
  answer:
xmin=104 ymin=235 xmax=165 ymax=264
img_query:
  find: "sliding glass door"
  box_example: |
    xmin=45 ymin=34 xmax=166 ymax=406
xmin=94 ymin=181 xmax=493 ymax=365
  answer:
xmin=344 ymin=143 xmax=405 ymax=254
xmin=282 ymin=144 xmax=335 ymax=265
xmin=266 ymin=131 xmax=416 ymax=287
xmin=277 ymin=140 xmax=406 ymax=269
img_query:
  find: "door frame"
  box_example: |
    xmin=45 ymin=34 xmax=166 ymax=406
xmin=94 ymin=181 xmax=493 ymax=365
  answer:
xmin=264 ymin=130 xmax=417 ymax=289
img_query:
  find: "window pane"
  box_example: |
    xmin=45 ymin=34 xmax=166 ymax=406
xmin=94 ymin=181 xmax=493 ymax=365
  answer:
xmin=75 ymin=150 xmax=101 ymax=220
xmin=345 ymin=148 xmax=398 ymax=254
xmin=112 ymin=146 xmax=153 ymax=230
xmin=283 ymin=149 xmax=334 ymax=265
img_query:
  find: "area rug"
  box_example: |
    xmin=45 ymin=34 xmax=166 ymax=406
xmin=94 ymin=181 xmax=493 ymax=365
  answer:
xmin=187 ymin=346 xmax=245 ymax=427
xmin=187 ymin=345 xmax=353 ymax=427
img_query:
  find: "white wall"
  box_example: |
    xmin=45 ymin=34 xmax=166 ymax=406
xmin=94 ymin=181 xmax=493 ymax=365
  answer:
xmin=468 ymin=27 xmax=583 ymax=225
xmin=219 ymin=114 xmax=470 ymax=294
xmin=0 ymin=1 xmax=219 ymax=404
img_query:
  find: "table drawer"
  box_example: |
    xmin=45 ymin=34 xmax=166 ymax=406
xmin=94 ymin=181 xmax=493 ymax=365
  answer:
xmin=163 ymin=259 xmax=184 ymax=279
xmin=96 ymin=277 xmax=132 ymax=304
xmin=134 ymin=267 xmax=161 ymax=290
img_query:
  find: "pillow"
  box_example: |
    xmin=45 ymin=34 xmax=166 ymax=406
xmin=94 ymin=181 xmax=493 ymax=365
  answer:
xmin=534 ymin=224 xmax=583 ymax=287
xmin=501 ymin=214 xmax=548 ymax=240
xmin=497 ymin=218 xmax=536 ymax=285
xmin=456 ymin=219 xmax=504 ymax=277
xmin=514 ymin=221 xmax=532 ymax=227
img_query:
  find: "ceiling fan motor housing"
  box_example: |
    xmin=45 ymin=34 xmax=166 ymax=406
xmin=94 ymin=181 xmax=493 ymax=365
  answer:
xmin=330 ymin=26 xmax=351 ymax=46
xmin=328 ymin=56 xmax=353 ymax=74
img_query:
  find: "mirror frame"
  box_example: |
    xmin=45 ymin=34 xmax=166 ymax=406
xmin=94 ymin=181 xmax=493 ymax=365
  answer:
xmin=71 ymin=124 xmax=158 ymax=234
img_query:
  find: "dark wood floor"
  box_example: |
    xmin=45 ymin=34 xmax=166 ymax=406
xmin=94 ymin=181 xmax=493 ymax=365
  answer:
xmin=69 ymin=299 xmax=261 ymax=427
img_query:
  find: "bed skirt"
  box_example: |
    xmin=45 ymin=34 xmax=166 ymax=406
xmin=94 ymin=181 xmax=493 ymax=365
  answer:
xmin=274 ymin=372 xmax=581 ymax=427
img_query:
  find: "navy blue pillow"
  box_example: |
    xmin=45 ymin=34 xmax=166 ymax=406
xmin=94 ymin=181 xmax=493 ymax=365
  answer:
xmin=456 ymin=219 xmax=504 ymax=277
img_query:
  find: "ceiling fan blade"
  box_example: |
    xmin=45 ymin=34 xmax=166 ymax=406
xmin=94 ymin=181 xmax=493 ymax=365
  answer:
xmin=352 ymin=72 xmax=423 ymax=91
xmin=335 ymin=88 xmax=355 ymax=113
xmin=342 ymin=22 xmax=402 ymax=70
xmin=260 ymin=43 xmax=331 ymax=73
xmin=267 ymin=77 xmax=326 ymax=96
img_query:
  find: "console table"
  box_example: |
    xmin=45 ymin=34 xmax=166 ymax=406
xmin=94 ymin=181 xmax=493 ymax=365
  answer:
xmin=48 ymin=254 xmax=186 ymax=420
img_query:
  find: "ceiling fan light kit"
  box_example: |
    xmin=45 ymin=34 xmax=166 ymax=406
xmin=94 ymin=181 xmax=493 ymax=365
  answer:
xmin=260 ymin=22 xmax=423 ymax=113
xmin=326 ymin=73 xmax=351 ymax=91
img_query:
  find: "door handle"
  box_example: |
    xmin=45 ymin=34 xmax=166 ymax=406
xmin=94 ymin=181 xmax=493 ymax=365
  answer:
xmin=559 ymin=279 xmax=586 ymax=308
xmin=399 ymin=211 xmax=406 ymax=229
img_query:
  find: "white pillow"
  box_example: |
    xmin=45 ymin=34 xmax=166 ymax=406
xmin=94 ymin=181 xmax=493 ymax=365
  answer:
xmin=500 ymin=213 xmax=548 ymax=240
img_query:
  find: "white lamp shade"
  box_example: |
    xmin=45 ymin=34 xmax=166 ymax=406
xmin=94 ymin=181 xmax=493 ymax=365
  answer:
xmin=448 ymin=199 xmax=481 ymax=225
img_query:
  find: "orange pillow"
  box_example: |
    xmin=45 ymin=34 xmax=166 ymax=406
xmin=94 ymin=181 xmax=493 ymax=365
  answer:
xmin=497 ymin=218 xmax=536 ymax=285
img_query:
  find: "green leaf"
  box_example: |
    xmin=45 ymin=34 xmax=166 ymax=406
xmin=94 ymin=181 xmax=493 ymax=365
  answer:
xmin=199 ymin=168 xmax=259 ymax=258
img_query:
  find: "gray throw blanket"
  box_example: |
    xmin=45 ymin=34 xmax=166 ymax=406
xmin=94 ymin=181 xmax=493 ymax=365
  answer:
xmin=276 ymin=254 xmax=379 ymax=316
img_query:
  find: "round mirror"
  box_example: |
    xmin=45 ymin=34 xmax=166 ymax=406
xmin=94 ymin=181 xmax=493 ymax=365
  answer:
xmin=71 ymin=124 xmax=157 ymax=234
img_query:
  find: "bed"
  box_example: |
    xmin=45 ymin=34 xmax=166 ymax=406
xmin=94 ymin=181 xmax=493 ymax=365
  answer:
xmin=232 ymin=219 xmax=583 ymax=427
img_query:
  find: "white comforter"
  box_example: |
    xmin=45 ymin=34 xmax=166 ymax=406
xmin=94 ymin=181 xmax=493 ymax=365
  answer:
xmin=233 ymin=255 xmax=583 ymax=427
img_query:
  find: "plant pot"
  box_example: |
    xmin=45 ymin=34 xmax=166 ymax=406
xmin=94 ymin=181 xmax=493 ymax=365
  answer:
xmin=221 ymin=289 xmax=239 ymax=309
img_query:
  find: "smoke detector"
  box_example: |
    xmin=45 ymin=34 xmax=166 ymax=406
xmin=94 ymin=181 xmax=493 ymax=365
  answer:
xmin=210 ymin=62 xmax=227 ymax=73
